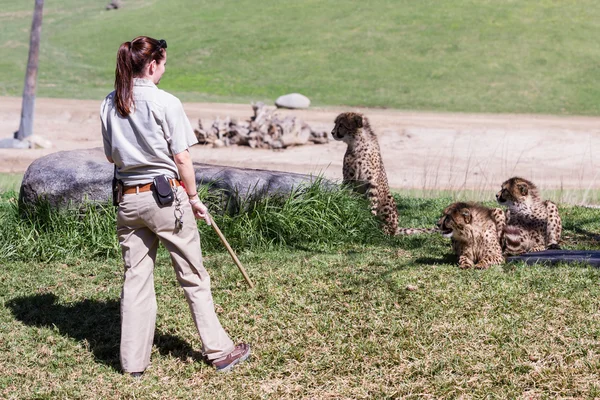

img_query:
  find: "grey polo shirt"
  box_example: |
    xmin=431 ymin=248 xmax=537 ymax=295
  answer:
xmin=100 ymin=78 xmax=198 ymax=186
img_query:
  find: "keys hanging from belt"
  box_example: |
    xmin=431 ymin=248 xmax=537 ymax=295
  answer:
xmin=174 ymin=190 xmax=184 ymax=230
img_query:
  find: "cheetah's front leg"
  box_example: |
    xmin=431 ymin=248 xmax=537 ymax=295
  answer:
xmin=474 ymin=237 xmax=504 ymax=269
xmin=457 ymin=246 xmax=476 ymax=269
xmin=491 ymin=208 xmax=506 ymax=242
xmin=458 ymin=255 xmax=476 ymax=269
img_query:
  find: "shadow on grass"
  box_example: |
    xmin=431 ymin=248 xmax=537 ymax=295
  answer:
xmin=413 ymin=253 xmax=456 ymax=265
xmin=563 ymin=217 xmax=600 ymax=248
xmin=6 ymin=293 xmax=206 ymax=372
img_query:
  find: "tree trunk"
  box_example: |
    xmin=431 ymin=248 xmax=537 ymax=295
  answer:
xmin=16 ymin=0 xmax=44 ymax=142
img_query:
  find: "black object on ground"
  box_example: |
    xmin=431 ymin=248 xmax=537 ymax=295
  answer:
xmin=507 ymin=250 xmax=600 ymax=267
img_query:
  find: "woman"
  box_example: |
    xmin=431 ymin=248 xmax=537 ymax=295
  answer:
xmin=100 ymin=36 xmax=250 ymax=376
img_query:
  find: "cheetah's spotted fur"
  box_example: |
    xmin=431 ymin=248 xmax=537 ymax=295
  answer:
xmin=331 ymin=112 xmax=399 ymax=235
xmin=496 ymin=177 xmax=562 ymax=255
xmin=437 ymin=202 xmax=506 ymax=269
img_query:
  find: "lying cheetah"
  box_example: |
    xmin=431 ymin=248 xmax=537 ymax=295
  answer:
xmin=437 ymin=202 xmax=505 ymax=269
xmin=331 ymin=112 xmax=399 ymax=235
xmin=496 ymin=177 xmax=562 ymax=255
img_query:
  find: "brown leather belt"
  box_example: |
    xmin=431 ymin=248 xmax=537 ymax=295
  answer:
xmin=123 ymin=179 xmax=181 ymax=195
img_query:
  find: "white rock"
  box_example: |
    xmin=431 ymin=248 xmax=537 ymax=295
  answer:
xmin=27 ymin=134 xmax=53 ymax=149
xmin=275 ymin=93 xmax=311 ymax=109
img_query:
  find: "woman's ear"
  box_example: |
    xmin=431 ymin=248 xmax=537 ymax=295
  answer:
xmin=148 ymin=59 xmax=157 ymax=75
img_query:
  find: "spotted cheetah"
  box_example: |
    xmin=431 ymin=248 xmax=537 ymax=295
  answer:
xmin=331 ymin=112 xmax=399 ymax=235
xmin=331 ymin=112 xmax=437 ymax=235
xmin=496 ymin=177 xmax=562 ymax=255
xmin=437 ymin=202 xmax=506 ymax=269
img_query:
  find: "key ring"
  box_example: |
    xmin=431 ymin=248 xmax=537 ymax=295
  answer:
xmin=174 ymin=189 xmax=184 ymax=230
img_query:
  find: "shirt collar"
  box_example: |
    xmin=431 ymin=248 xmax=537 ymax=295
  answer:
xmin=133 ymin=78 xmax=156 ymax=88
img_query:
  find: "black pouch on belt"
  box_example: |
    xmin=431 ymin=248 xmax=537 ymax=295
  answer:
xmin=112 ymin=165 xmax=123 ymax=207
xmin=153 ymin=175 xmax=174 ymax=206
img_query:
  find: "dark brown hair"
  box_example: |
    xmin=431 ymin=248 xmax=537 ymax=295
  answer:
xmin=114 ymin=36 xmax=167 ymax=116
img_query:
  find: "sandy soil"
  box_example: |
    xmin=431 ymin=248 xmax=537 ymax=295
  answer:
xmin=2 ymin=96 xmax=600 ymax=193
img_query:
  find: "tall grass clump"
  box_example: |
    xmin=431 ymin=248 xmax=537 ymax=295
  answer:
xmin=0 ymin=194 xmax=120 ymax=263
xmin=196 ymin=181 xmax=384 ymax=251
xmin=0 ymin=182 xmax=384 ymax=263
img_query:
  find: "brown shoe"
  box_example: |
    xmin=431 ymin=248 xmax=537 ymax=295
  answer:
xmin=212 ymin=343 xmax=251 ymax=372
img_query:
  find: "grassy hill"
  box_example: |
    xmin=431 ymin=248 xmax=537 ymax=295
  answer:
xmin=2 ymin=0 xmax=600 ymax=114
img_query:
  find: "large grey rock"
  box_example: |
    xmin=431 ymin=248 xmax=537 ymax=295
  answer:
xmin=19 ymin=147 xmax=331 ymax=211
xmin=19 ymin=148 xmax=113 ymax=208
xmin=274 ymin=93 xmax=311 ymax=109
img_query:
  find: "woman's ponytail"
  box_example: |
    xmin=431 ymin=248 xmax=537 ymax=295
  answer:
xmin=114 ymin=42 xmax=133 ymax=117
xmin=112 ymin=37 xmax=166 ymax=117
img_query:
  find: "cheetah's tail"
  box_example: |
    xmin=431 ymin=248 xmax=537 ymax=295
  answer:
xmin=502 ymin=225 xmax=529 ymax=255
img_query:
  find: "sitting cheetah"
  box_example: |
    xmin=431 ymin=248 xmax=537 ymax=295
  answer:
xmin=331 ymin=112 xmax=399 ymax=235
xmin=437 ymin=202 xmax=506 ymax=269
xmin=332 ymin=112 xmax=437 ymax=236
xmin=331 ymin=112 xmax=436 ymax=235
xmin=496 ymin=177 xmax=562 ymax=255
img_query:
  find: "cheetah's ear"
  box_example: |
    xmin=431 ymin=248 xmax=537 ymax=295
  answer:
xmin=517 ymin=183 xmax=528 ymax=196
xmin=461 ymin=209 xmax=472 ymax=224
xmin=353 ymin=115 xmax=363 ymax=128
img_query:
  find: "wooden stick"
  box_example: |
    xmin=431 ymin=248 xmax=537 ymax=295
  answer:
xmin=208 ymin=214 xmax=254 ymax=288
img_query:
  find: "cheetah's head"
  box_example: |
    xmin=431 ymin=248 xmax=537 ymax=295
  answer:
xmin=437 ymin=202 xmax=473 ymax=240
xmin=496 ymin=177 xmax=538 ymax=206
xmin=331 ymin=112 xmax=365 ymax=144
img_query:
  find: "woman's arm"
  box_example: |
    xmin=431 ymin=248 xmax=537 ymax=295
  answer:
xmin=173 ymin=149 xmax=211 ymax=225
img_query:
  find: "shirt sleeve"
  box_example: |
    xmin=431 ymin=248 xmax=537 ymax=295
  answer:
xmin=100 ymin=98 xmax=112 ymax=159
xmin=163 ymin=98 xmax=198 ymax=155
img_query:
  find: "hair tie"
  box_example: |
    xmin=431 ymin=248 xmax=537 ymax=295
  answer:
xmin=158 ymin=39 xmax=167 ymax=49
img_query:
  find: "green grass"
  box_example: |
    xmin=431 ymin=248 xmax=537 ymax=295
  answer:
xmin=0 ymin=173 xmax=22 ymax=193
xmin=0 ymin=181 xmax=384 ymax=263
xmin=397 ymin=187 xmax=600 ymax=208
xmin=2 ymin=0 xmax=600 ymax=114
xmin=1 ymin=185 xmax=600 ymax=398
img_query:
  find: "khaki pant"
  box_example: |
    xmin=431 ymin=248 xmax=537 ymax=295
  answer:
xmin=117 ymin=186 xmax=234 ymax=373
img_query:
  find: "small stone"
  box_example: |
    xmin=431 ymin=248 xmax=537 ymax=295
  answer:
xmin=106 ymin=0 xmax=121 ymax=9
xmin=406 ymin=285 xmax=418 ymax=291
xmin=27 ymin=134 xmax=53 ymax=149
xmin=213 ymin=139 xmax=225 ymax=148
xmin=275 ymin=93 xmax=311 ymax=109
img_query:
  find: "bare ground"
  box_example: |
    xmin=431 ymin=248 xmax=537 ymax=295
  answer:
xmin=2 ymin=96 xmax=600 ymax=193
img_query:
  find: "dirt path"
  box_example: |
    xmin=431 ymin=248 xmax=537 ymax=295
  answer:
xmin=2 ymin=96 xmax=599 ymax=193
